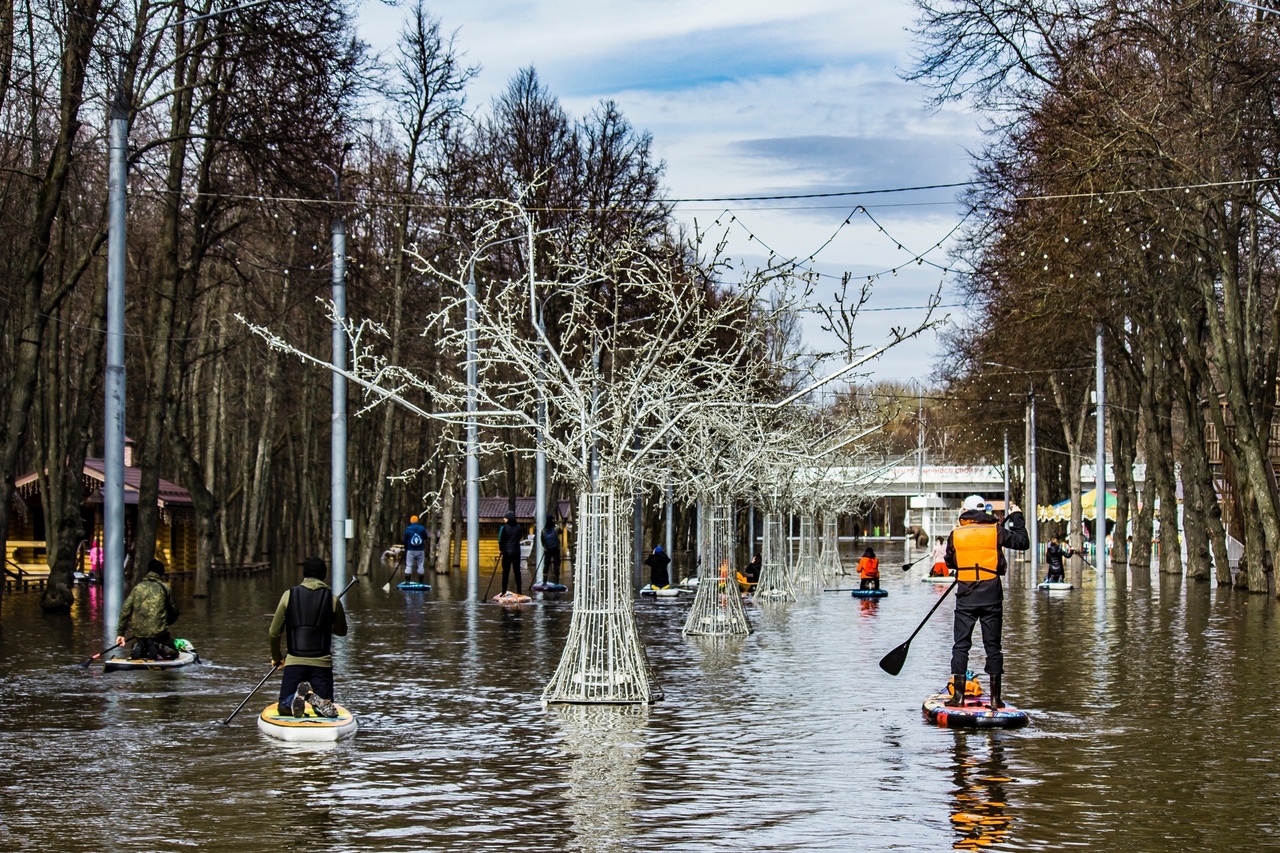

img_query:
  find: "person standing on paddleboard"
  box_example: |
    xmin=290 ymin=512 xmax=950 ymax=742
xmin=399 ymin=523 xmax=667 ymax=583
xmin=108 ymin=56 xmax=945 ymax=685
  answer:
xmin=115 ymin=558 xmax=180 ymax=659
xmin=403 ymin=514 xmax=428 ymax=584
xmin=540 ymin=522 xmax=562 ymax=585
xmin=943 ymin=496 xmax=1030 ymax=709
xmin=269 ymin=556 xmax=348 ymax=718
xmin=497 ymin=512 xmax=526 ymax=595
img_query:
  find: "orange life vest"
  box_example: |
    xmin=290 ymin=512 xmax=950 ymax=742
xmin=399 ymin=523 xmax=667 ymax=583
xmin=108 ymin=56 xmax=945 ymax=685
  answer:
xmin=858 ymin=556 xmax=879 ymax=579
xmin=951 ymin=522 xmax=1000 ymax=582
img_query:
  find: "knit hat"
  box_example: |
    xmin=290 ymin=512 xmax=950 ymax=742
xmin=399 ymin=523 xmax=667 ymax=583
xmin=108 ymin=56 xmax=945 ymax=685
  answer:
xmin=301 ymin=556 xmax=327 ymax=579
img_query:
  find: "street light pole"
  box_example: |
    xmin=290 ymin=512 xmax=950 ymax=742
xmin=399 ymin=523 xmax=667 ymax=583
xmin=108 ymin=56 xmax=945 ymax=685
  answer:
xmin=1095 ymin=324 xmax=1107 ymax=583
xmin=103 ymin=90 xmax=128 ymax=647
xmin=320 ymin=161 xmax=349 ymax=592
xmin=1028 ymin=386 xmax=1038 ymax=577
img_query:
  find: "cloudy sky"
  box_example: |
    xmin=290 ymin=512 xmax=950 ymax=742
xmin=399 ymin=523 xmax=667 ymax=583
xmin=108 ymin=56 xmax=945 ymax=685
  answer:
xmin=357 ymin=0 xmax=984 ymax=385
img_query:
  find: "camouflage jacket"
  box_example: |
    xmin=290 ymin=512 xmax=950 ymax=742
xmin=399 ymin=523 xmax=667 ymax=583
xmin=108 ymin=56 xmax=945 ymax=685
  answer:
xmin=116 ymin=572 xmax=179 ymax=638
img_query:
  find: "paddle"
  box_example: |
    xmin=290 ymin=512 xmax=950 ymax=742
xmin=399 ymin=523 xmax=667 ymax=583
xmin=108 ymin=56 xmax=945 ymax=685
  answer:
xmin=80 ymin=638 xmax=127 ymax=668
xmin=380 ymin=548 xmax=403 ymax=592
xmin=481 ymin=555 xmax=500 ymax=602
xmin=902 ymin=552 xmax=933 ymax=572
xmin=221 ymin=576 xmax=358 ymax=726
xmin=878 ymin=578 xmax=959 ymax=676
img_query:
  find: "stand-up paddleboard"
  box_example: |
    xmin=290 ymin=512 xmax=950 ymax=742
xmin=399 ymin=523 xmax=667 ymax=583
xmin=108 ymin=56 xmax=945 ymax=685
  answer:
xmin=922 ymin=692 xmax=1029 ymax=729
xmin=397 ymin=580 xmax=432 ymax=591
xmin=104 ymin=650 xmax=199 ymax=672
xmin=531 ymin=582 xmax=567 ymax=593
xmin=257 ymin=703 xmax=357 ymax=742
xmin=851 ymin=588 xmax=888 ymax=598
xmin=1037 ymin=580 xmax=1074 ymax=591
xmin=640 ymin=584 xmax=682 ymax=597
xmin=492 ymin=592 xmax=532 ymax=605
xmin=922 ymin=574 xmax=953 ymax=583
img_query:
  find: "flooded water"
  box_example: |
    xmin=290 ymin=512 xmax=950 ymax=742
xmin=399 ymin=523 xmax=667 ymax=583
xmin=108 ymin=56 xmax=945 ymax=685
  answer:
xmin=2 ymin=553 xmax=1278 ymax=852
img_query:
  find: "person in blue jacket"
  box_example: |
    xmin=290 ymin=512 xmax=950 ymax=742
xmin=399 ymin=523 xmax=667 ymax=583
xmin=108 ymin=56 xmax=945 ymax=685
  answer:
xmin=403 ymin=514 xmax=428 ymax=584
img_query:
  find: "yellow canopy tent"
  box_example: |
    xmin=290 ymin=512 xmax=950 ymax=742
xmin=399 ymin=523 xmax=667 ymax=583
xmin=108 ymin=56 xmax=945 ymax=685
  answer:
xmin=1037 ymin=488 xmax=1118 ymax=523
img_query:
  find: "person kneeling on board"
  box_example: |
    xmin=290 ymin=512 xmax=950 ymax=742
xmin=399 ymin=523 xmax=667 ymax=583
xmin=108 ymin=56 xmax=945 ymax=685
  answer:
xmin=270 ymin=556 xmax=347 ymax=718
xmin=1044 ymin=538 xmax=1074 ymax=584
xmin=944 ymin=496 xmax=1030 ymax=709
xmin=930 ymin=537 xmax=950 ymax=577
xmin=858 ymin=547 xmax=880 ymax=590
xmin=645 ymin=545 xmax=671 ymax=588
xmin=115 ymin=558 xmax=181 ymax=659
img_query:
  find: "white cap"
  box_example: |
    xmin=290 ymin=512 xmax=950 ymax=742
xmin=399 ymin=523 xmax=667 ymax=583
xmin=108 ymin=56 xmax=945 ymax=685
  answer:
xmin=961 ymin=495 xmax=986 ymax=512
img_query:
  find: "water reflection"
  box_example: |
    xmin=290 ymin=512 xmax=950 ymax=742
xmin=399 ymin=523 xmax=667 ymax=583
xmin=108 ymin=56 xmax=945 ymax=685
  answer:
xmin=554 ymin=704 xmax=648 ymax=853
xmin=948 ymin=734 xmax=1012 ymax=850
xmin=6 ymin=565 xmax=1280 ymax=851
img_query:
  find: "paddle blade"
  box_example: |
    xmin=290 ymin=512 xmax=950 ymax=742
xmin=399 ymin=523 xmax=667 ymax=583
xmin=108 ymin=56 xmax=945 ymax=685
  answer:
xmin=878 ymin=641 xmax=911 ymax=676
xmin=901 ymin=563 xmax=912 ymax=572
xmin=381 ymin=581 xmax=391 ymax=592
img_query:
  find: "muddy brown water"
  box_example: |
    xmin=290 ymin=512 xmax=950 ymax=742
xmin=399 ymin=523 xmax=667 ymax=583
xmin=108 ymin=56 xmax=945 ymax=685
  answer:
xmin=1 ymin=554 xmax=1277 ymax=852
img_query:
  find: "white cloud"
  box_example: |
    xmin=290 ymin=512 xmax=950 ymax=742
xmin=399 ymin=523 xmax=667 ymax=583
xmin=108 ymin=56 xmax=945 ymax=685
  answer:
xmin=357 ymin=0 xmax=983 ymax=383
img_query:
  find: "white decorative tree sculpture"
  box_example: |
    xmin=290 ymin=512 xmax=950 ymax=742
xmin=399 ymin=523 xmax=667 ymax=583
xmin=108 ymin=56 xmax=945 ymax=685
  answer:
xmin=792 ymin=513 xmax=821 ymax=593
xmin=682 ymin=502 xmax=750 ymax=636
xmin=818 ymin=513 xmax=845 ymax=581
xmin=754 ymin=510 xmax=795 ymax=602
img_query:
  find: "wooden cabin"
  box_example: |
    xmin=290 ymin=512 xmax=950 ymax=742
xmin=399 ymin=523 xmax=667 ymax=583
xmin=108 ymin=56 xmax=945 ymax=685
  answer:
xmin=456 ymin=496 xmax=572 ymax=570
xmin=8 ymin=442 xmax=195 ymax=587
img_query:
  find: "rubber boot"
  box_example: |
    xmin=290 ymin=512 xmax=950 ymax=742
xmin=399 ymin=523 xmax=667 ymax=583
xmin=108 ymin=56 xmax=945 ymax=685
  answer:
xmin=945 ymin=674 xmax=966 ymax=707
xmin=989 ymin=675 xmax=1005 ymax=709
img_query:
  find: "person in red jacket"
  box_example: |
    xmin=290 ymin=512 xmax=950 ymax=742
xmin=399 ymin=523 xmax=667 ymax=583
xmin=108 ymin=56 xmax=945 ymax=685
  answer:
xmin=857 ymin=547 xmax=880 ymax=590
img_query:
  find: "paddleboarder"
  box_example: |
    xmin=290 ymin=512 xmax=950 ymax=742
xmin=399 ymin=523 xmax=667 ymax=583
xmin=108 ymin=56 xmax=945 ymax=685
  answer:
xmin=114 ymin=558 xmax=180 ymax=660
xmin=269 ymin=556 xmax=348 ymax=718
xmin=858 ymin=547 xmax=881 ymax=590
xmin=497 ymin=512 xmax=526 ymax=595
xmin=402 ymin=514 xmax=428 ymax=585
xmin=1044 ymin=538 xmax=1074 ymax=583
xmin=645 ymin=545 xmax=671 ymax=588
xmin=540 ymin=522 xmax=562 ymax=585
xmin=943 ymin=495 xmax=1029 ymax=709
xmin=929 ymin=537 xmax=949 ymax=577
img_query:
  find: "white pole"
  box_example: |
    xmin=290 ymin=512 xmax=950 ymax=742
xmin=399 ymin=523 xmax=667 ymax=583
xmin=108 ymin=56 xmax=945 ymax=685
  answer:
xmin=466 ymin=264 xmax=480 ymax=600
xmin=103 ymin=95 xmax=128 ymax=646
xmin=329 ymin=173 xmax=348 ymax=593
xmin=1096 ymin=324 xmax=1107 ymax=584
xmin=1028 ymin=387 xmax=1039 ymax=578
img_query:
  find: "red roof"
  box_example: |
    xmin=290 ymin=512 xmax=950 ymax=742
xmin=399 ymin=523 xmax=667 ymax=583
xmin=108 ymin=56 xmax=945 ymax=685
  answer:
xmin=459 ymin=497 xmax=572 ymax=524
xmin=15 ymin=459 xmax=193 ymax=508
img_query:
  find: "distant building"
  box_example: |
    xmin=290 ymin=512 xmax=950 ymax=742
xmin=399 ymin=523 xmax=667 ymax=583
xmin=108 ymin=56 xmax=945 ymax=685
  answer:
xmin=456 ymin=496 xmax=573 ymax=569
xmin=9 ymin=439 xmax=194 ymax=576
